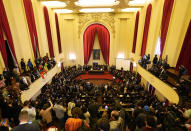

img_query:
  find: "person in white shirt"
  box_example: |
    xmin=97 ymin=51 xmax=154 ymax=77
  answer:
xmin=21 ymin=101 xmax=36 ymax=123
xmin=53 ymin=101 xmax=66 ymax=129
xmin=22 ymin=76 xmax=28 ymax=86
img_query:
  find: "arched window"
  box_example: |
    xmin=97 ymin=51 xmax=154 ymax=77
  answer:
xmin=155 ymin=37 xmax=161 ymax=55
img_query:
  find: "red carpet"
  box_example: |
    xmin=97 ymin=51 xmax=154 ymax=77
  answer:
xmin=75 ymin=72 xmax=120 ymax=82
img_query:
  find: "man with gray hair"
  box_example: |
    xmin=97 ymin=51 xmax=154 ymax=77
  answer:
xmin=12 ymin=111 xmax=40 ymax=131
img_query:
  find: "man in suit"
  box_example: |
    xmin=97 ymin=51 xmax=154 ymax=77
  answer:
xmin=12 ymin=111 xmax=40 ymax=131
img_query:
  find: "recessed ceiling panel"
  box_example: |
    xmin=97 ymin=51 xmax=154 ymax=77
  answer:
xmin=54 ymin=9 xmax=73 ymax=13
xmin=79 ymin=8 xmax=114 ymax=13
xmin=128 ymin=0 xmax=150 ymax=6
xmin=75 ymin=0 xmax=120 ymax=7
xmin=41 ymin=1 xmax=66 ymax=8
xmin=121 ymin=8 xmax=140 ymax=12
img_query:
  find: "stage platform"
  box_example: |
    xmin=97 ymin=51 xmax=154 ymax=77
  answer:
xmin=75 ymin=71 xmax=120 ymax=82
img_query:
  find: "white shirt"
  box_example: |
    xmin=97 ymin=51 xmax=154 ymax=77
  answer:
xmin=53 ymin=104 xmax=66 ymax=119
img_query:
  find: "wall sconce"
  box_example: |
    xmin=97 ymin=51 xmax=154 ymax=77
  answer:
xmin=133 ymin=62 xmax=137 ymax=67
xmin=57 ymin=62 xmax=61 ymax=67
xmin=117 ymin=53 xmax=124 ymax=59
xmin=69 ymin=53 xmax=76 ymax=60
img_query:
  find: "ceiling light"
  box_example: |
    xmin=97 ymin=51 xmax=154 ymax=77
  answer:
xmin=121 ymin=8 xmax=140 ymax=12
xmin=54 ymin=9 xmax=73 ymax=13
xmin=75 ymin=0 xmax=119 ymax=7
xmin=128 ymin=0 xmax=151 ymax=6
xmin=79 ymin=8 xmax=114 ymax=13
xmin=41 ymin=1 xmax=66 ymax=8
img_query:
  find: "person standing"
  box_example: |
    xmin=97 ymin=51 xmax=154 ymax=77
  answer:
xmin=12 ymin=111 xmax=40 ymax=131
xmin=40 ymin=100 xmax=53 ymax=127
xmin=21 ymin=101 xmax=36 ymax=123
xmin=53 ymin=101 xmax=66 ymax=129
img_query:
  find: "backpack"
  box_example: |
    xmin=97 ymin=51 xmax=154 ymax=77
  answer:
xmin=77 ymin=120 xmax=88 ymax=131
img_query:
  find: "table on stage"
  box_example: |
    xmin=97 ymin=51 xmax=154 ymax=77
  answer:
xmin=88 ymin=70 xmax=104 ymax=74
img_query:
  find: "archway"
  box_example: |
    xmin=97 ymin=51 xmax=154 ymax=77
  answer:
xmin=83 ymin=23 xmax=110 ymax=65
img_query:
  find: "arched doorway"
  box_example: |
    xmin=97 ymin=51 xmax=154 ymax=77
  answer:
xmin=83 ymin=23 xmax=110 ymax=65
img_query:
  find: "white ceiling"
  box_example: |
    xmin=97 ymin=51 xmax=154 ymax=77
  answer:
xmin=39 ymin=0 xmax=150 ymax=13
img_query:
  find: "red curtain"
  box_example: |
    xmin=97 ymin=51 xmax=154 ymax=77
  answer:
xmin=0 ymin=0 xmax=18 ymax=67
xmin=130 ymin=11 xmax=140 ymax=71
xmin=132 ymin=11 xmax=140 ymax=53
xmin=23 ymin=0 xmax=40 ymax=59
xmin=55 ymin=13 xmax=62 ymax=53
xmin=130 ymin=62 xmax=133 ymax=71
xmin=96 ymin=24 xmax=110 ymax=64
xmin=43 ymin=6 xmax=54 ymax=58
xmin=83 ymin=25 xmax=97 ymax=64
xmin=141 ymin=4 xmax=152 ymax=57
xmin=148 ymin=84 xmax=155 ymax=96
xmin=83 ymin=24 xmax=110 ymax=65
xmin=176 ymin=20 xmax=191 ymax=75
xmin=160 ymin=0 xmax=174 ymax=58
xmin=0 ymin=27 xmax=7 ymax=67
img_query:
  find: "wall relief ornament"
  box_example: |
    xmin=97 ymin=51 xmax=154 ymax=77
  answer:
xmin=78 ymin=13 xmax=115 ymax=38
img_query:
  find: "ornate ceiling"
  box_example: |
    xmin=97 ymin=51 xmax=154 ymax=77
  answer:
xmin=38 ymin=0 xmax=146 ymax=13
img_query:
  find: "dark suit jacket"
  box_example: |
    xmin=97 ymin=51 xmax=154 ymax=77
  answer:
xmin=12 ymin=123 xmax=40 ymax=131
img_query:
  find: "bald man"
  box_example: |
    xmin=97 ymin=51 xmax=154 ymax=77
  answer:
xmin=12 ymin=111 xmax=40 ymax=131
xmin=109 ymin=110 xmax=124 ymax=131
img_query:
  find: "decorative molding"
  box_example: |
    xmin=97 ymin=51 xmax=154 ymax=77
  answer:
xmin=78 ymin=13 xmax=115 ymax=38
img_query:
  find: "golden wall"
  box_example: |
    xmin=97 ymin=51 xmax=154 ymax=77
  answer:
xmin=0 ymin=0 xmax=136 ymax=70
xmin=135 ymin=0 xmax=191 ymax=66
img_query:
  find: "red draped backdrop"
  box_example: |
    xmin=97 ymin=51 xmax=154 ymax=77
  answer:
xmin=130 ymin=11 xmax=140 ymax=71
xmin=160 ymin=0 xmax=174 ymax=58
xmin=148 ymin=84 xmax=155 ymax=96
xmin=132 ymin=11 xmax=140 ymax=53
xmin=176 ymin=20 xmax=191 ymax=75
xmin=83 ymin=24 xmax=110 ymax=65
xmin=0 ymin=0 xmax=18 ymax=68
xmin=23 ymin=0 xmax=40 ymax=59
xmin=0 ymin=27 xmax=7 ymax=67
xmin=43 ymin=6 xmax=54 ymax=58
xmin=141 ymin=4 xmax=152 ymax=57
xmin=55 ymin=13 xmax=62 ymax=53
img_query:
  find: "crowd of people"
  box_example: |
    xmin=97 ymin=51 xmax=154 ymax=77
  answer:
xmin=0 ymin=54 xmax=56 ymax=91
xmin=138 ymin=54 xmax=191 ymax=108
xmin=0 ymin=65 xmax=191 ymax=131
xmin=138 ymin=54 xmax=170 ymax=82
